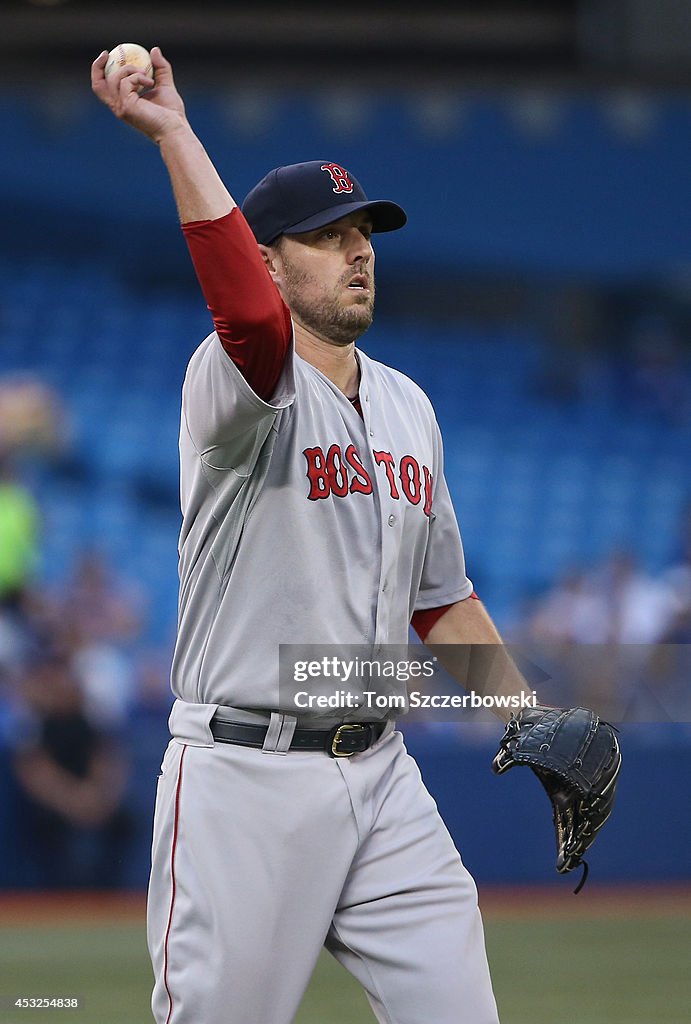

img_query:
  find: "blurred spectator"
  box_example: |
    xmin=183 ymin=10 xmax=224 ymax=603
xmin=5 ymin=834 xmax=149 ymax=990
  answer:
xmin=58 ymin=550 xmax=143 ymax=647
xmin=596 ymin=550 xmax=676 ymax=645
xmin=11 ymin=651 xmax=132 ymax=888
xmin=528 ymin=552 xmax=677 ymax=648
xmin=1 ymin=375 xmax=62 ymax=682
xmin=644 ymin=511 xmax=691 ymax=721
xmin=0 ymin=597 xmax=36 ymax=698
xmin=134 ymin=647 xmax=175 ymax=715
xmin=0 ymin=455 xmax=40 ymax=607
xmin=522 ymin=552 xmax=681 ymax=718
xmin=0 ymin=375 xmax=66 ymax=457
xmin=660 ymin=506 xmax=691 ymax=641
xmin=56 ymin=551 xmax=146 ymax=727
xmin=527 ymin=568 xmax=608 ymax=645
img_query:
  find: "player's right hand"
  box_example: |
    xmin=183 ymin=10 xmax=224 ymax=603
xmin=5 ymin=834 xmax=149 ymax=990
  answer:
xmin=91 ymin=46 xmax=187 ymax=144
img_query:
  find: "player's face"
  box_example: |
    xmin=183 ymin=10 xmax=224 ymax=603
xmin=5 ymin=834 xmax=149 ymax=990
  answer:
xmin=272 ymin=212 xmax=375 ymax=346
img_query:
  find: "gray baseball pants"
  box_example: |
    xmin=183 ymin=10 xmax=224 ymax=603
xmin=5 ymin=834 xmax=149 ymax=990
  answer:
xmin=147 ymin=722 xmax=500 ymax=1024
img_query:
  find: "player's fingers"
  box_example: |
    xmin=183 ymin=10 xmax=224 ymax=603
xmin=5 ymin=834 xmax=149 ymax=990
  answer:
xmin=94 ymin=58 xmax=141 ymax=104
xmin=118 ymin=71 xmax=156 ymax=100
xmin=149 ymin=46 xmax=175 ymax=87
xmin=90 ymin=51 xmax=109 ymax=97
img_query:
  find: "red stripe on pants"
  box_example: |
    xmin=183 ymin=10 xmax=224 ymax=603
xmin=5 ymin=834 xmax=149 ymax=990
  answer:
xmin=163 ymin=744 xmax=187 ymax=1024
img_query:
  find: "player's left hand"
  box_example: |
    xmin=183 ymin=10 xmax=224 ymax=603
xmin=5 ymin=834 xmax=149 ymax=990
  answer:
xmin=491 ymin=705 xmax=621 ymax=892
xmin=91 ymin=46 xmax=187 ymax=144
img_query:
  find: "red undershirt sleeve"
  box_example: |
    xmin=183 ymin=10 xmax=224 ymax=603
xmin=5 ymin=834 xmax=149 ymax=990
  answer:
xmin=182 ymin=208 xmax=292 ymax=401
xmin=411 ymin=592 xmax=481 ymax=642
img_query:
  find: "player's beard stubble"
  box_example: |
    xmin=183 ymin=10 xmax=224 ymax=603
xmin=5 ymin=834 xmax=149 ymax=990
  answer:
xmin=280 ymin=260 xmax=375 ymax=346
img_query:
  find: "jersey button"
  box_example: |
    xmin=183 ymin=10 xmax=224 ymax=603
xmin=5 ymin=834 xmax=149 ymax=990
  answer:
xmin=388 ymin=514 xmax=396 ymax=526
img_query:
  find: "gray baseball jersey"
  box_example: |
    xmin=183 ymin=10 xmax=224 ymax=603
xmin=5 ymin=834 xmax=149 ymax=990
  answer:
xmin=170 ymin=330 xmax=472 ymax=712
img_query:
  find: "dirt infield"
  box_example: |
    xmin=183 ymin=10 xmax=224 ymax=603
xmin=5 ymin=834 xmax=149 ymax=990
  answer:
xmin=1 ymin=883 xmax=690 ymax=926
xmin=0 ymin=891 xmax=145 ymax=925
xmin=478 ymin=882 xmax=691 ymax=918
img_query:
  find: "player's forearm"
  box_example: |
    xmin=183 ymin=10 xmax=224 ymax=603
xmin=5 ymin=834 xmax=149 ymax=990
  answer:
xmin=92 ymin=47 xmax=234 ymax=224
xmin=157 ymin=121 xmax=236 ymax=225
xmin=424 ymin=597 xmax=537 ymax=722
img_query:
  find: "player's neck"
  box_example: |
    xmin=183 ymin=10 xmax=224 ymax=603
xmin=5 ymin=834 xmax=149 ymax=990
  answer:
xmin=295 ymin=326 xmax=360 ymax=398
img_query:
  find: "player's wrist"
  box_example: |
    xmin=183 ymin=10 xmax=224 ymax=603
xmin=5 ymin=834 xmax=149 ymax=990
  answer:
xmin=153 ymin=114 xmax=192 ymax=147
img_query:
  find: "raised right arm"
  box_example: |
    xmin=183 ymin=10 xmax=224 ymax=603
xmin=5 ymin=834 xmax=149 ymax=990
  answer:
xmin=91 ymin=47 xmax=232 ymax=221
xmin=91 ymin=47 xmax=291 ymax=399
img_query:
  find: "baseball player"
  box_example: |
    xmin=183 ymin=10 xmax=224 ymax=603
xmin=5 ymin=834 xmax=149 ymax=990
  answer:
xmin=92 ymin=47 xmax=536 ymax=1024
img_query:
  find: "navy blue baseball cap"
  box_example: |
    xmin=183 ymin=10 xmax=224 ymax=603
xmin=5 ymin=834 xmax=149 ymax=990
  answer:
xmin=241 ymin=160 xmax=407 ymax=245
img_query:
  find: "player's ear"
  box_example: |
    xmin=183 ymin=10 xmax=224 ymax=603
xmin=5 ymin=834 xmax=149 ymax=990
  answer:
xmin=258 ymin=244 xmax=276 ymax=273
xmin=259 ymin=242 xmax=285 ymax=290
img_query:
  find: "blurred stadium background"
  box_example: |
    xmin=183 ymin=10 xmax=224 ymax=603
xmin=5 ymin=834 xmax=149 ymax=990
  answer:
xmin=1 ymin=2 xmax=691 ymax=1021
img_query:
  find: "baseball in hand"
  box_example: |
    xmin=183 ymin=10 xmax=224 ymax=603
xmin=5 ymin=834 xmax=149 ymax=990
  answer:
xmin=105 ymin=43 xmax=154 ymax=81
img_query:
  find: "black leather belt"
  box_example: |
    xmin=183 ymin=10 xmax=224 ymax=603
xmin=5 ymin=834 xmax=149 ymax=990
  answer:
xmin=210 ymin=717 xmax=387 ymax=757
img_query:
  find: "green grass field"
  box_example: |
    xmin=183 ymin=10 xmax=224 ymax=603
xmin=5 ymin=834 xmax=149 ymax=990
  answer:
xmin=1 ymin=890 xmax=689 ymax=1023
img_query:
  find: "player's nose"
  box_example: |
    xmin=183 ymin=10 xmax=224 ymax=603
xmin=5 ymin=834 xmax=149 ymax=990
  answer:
xmin=347 ymin=229 xmax=374 ymax=264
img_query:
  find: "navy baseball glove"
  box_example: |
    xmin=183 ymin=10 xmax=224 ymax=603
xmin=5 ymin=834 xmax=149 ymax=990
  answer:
xmin=491 ymin=706 xmax=621 ymax=892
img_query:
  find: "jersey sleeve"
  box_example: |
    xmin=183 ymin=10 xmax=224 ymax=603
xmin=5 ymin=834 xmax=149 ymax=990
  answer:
xmin=414 ymin=424 xmax=473 ymax=611
xmin=182 ymin=329 xmax=295 ymax=474
xmin=182 ymin=208 xmax=293 ymax=402
xmin=410 ymin=603 xmax=455 ymax=642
